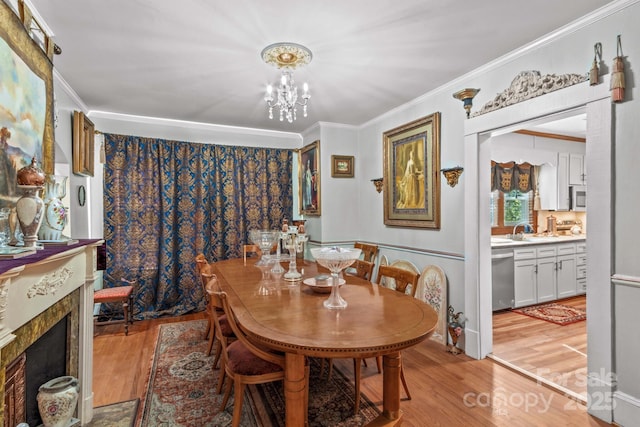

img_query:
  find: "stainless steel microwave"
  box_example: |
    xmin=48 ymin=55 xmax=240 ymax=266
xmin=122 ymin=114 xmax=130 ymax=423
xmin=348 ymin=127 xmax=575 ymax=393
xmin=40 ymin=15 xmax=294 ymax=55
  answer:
xmin=570 ymin=185 xmax=586 ymax=211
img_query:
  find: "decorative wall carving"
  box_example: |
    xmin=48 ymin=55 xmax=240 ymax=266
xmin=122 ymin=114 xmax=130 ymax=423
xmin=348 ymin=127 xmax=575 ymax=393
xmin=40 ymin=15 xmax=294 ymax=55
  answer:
xmin=27 ymin=267 xmax=73 ymax=298
xmin=472 ymin=70 xmax=587 ymax=117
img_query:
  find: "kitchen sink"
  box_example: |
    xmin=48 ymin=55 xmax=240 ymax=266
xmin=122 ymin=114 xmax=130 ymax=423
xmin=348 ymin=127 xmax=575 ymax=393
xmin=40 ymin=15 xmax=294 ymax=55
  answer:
xmin=491 ymin=237 xmax=513 ymax=244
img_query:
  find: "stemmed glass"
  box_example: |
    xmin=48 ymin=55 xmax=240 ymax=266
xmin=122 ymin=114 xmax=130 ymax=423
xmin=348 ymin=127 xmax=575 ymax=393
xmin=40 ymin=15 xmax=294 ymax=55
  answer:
xmin=249 ymin=229 xmax=280 ymax=266
xmin=310 ymin=247 xmax=361 ymax=309
xmin=282 ymin=226 xmax=308 ymax=281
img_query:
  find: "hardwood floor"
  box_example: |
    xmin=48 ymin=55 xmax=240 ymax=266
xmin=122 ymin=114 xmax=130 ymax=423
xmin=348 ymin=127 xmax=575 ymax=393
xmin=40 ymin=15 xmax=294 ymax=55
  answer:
xmin=492 ymin=296 xmax=587 ymax=401
xmin=93 ymin=306 xmax=610 ymax=426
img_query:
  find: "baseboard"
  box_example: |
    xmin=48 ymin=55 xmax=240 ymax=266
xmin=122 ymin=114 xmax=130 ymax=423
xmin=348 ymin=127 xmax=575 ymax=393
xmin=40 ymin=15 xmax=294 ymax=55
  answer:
xmin=613 ymin=391 xmax=640 ymax=426
xmin=463 ymin=327 xmax=479 ymax=359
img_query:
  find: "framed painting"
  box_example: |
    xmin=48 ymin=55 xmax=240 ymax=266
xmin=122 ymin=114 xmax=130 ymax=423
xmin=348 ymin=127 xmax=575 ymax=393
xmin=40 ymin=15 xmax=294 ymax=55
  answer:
xmin=0 ymin=0 xmax=55 ymax=210
xmin=73 ymin=111 xmax=95 ymax=176
xmin=331 ymin=155 xmax=354 ymax=178
xmin=299 ymin=140 xmax=320 ymax=216
xmin=383 ymin=113 xmax=441 ymax=229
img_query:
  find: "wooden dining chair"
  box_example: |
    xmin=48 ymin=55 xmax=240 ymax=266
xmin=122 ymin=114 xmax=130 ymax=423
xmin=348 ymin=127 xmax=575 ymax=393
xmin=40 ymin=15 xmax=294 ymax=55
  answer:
xmin=242 ymin=244 xmax=261 ymax=265
xmin=354 ymin=242 xmax=379 ymax=263
xmin=195 ymin=254 xmax=212 ymax=343
xmin=371 ymin=265 xmax=420 ymax=400
xmin=203 ymin=274 xmax=236 ymax=394
xmin=216 ymin=291 xmax=308 ymax=427
xmin=348 ymin=259 xmax=375 ymax=281
xmin=93 ymin=278 xmax=135 ymax=336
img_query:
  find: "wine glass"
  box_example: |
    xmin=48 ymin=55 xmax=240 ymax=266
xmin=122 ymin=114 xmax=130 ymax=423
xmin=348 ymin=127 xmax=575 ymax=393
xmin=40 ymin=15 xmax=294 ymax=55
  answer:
xmin=310 ymin=247 xmax=361 ymax=309
xmin=249 ymin=229 xmax=280 ymax=266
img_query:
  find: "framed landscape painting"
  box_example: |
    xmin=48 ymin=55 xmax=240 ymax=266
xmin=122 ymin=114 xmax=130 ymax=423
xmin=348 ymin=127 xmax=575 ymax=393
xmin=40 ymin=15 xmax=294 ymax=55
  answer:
xmin=299 ymin=140 xmax=320 ymax=216
xmin=383 ymin=113 xmax=441 ymax=229
xmin=331 ymin=155 xmax=354 ymax=178
xmin=0 ymin=1 xmax=54 ymax=209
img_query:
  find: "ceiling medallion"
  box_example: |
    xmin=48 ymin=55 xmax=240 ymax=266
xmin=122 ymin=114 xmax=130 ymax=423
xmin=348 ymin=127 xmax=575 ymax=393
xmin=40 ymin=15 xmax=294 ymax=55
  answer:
xmin=262 ymin=42 xmax=313 ymax=123
xmin=261 ymin=42 xmax=312 ymax=70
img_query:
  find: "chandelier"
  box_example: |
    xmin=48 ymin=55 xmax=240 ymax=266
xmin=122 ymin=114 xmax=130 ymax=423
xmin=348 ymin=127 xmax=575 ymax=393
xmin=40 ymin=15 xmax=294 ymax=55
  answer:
xmin=261 ymin=42 xmax=312 ymax=123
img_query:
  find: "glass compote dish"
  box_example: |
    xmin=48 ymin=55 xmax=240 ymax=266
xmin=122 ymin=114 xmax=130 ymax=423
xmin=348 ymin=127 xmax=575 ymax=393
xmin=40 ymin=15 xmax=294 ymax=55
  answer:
xmin=249 ymin=229 xmax=280 ymax=266
xmin=310 ymin=247 xmax=361 ymax=309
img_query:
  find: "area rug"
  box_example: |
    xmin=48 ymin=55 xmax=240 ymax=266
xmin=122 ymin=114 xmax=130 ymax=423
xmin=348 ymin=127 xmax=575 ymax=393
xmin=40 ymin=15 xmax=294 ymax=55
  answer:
xmin=87 ymin=399 xmax=138 ymax=427
xmin=513 ymin=303 xmax=586 ymax=325
xmin=139 ymin=319 xmax=380 ymax=426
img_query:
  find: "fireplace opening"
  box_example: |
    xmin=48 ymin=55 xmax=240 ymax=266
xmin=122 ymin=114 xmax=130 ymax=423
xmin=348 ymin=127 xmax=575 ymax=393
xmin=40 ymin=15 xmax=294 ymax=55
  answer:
xmin=4 ymin=315 xmax=70 ymax=427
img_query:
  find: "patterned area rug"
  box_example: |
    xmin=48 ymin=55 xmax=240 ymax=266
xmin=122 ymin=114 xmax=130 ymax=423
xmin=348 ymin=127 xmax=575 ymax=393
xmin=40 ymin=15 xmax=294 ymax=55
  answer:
xmin=87 ymin=399 xmax=138 ymax=427
xmin=140 ymin=319 xmax=380 ymax=426
xmin=513 ymin=303 xmax=586 ymax=325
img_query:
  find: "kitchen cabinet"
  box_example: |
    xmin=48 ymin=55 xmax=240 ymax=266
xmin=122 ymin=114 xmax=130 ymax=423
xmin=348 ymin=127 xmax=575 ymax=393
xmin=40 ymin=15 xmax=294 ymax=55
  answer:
xmin=569 ymin=153 xmax=586 ymax=185
xmin=539 ymin=152 xmax=570 ymax=211
xmin=513 ymin=243 xmax=578 ymax=307
xmin=576 ymin=242 xmax=587 ymax=294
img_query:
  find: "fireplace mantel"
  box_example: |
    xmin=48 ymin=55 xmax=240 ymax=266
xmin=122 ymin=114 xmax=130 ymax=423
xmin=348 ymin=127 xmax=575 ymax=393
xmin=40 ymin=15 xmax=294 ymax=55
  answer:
xmin=0 ymin=239 xmax=103 ymax=426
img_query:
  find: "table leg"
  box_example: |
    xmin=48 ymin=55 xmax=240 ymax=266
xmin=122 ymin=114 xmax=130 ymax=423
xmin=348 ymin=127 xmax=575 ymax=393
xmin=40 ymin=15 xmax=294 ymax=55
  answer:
xmin=284 ymin=353 xmax=307 ymax=427
xmin=366 ymin=351 xmax=403 ymax=426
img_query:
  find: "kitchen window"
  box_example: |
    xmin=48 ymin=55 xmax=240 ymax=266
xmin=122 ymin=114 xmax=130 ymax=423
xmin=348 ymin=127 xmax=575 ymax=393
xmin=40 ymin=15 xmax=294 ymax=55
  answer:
xmin=491 ymin=190 xmax=535 ymax=234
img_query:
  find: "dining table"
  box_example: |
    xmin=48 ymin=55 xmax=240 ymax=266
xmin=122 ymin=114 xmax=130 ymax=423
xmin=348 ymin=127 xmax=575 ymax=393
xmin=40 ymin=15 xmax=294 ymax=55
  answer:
xmin=211 ymin=256 xmax=438 ymax=427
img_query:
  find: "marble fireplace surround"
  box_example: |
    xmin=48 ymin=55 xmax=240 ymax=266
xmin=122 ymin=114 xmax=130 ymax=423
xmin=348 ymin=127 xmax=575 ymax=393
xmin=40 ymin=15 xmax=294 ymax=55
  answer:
xmin=0 ymin=240 xmax=102 ymax=426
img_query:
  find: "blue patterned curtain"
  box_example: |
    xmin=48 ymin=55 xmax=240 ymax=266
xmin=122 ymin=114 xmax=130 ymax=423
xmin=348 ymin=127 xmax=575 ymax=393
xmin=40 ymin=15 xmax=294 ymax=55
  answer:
xmin=103 ymin=133 xmax=293 ymax=319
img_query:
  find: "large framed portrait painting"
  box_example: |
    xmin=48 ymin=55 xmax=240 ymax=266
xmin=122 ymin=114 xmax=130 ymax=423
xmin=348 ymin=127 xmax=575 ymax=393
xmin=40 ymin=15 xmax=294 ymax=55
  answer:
xmin=383 ymin=113 xmax=441 ymax=229
xmin=299 ymin=140 xmax=320 ymax=216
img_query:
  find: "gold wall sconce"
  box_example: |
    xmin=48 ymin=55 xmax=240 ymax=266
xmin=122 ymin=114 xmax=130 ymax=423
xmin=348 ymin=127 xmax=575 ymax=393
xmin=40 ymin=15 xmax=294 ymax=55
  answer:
xmin=441 ymin=166 xmax=464 ymax=187
xmin=371 ymin=177 xmax=383 ymax=193
xmin=453 ymin=88 xmax=480 ymax=118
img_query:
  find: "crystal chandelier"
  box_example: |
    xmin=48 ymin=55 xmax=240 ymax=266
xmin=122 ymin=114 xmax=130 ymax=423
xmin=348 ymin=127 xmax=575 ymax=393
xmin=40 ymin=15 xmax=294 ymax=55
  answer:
xmin=261 ymin=42 xmax=312 ymax=123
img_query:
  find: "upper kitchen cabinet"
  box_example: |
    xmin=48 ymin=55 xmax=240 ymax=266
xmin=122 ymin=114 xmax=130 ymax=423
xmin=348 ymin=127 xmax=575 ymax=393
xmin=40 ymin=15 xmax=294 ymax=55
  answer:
xmin=569 ymin=153 xmax=586 ymax=185
xmin=539 ymin=152 xmax=570 ymax=211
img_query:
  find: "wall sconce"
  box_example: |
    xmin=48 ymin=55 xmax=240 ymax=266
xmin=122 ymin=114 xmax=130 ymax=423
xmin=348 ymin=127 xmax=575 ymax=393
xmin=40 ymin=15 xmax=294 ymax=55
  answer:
xmin=441 ymin=166 xmax=464 ymax=187
xmin=453 ymin=88 xmax=480 ymax=118
xmin=371 ymin=177 xmax=383 ymax=193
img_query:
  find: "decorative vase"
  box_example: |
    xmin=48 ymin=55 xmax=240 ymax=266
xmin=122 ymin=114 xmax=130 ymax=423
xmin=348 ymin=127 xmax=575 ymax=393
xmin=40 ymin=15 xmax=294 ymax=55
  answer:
xmin=16 ymin=157 xmax=46 ymax=248
xmin=36 ymin=376 xmax=79 ymax=427
xmin=38 ymin=175 xmax=68 ymax=241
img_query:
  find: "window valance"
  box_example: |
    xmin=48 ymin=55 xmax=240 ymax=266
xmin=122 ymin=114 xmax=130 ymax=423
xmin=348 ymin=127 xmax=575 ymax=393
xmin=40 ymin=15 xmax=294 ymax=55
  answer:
xmin=491 ymin=161 xmax=536 ymax=193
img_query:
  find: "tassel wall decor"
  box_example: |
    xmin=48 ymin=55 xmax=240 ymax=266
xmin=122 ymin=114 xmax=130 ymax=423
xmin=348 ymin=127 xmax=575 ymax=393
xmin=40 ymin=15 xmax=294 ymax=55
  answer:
xmin=589 ymin=42 xmax=602 ymax=86
xmin=611 ymin=35 xmax=625 ymax=103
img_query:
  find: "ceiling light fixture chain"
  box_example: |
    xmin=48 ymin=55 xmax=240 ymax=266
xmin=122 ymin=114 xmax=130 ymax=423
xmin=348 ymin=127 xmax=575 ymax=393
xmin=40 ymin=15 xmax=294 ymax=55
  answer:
xmin=262 ymin=42 xmax=312 ymax=123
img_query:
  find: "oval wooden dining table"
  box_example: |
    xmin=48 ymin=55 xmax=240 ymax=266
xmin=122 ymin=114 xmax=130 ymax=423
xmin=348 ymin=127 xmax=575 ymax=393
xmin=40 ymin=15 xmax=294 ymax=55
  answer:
xmin=212 ymin=257 xmax=438 ymax=427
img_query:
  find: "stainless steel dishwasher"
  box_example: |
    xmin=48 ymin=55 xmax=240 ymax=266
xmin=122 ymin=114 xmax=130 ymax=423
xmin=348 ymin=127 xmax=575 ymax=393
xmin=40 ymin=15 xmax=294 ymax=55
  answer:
xmin=492 ymin=248 xmax=514 ymax=311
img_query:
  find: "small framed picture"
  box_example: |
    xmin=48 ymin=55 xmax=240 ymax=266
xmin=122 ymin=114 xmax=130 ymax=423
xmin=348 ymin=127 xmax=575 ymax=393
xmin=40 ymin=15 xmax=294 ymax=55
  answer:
xmin=331 ymin=155 xmax=354 ymax=178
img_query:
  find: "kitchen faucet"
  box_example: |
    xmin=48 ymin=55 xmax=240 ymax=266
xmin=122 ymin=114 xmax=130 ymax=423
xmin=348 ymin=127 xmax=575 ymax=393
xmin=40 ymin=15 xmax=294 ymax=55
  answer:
xmin=512 ymin=222 xmax=533 ymax=236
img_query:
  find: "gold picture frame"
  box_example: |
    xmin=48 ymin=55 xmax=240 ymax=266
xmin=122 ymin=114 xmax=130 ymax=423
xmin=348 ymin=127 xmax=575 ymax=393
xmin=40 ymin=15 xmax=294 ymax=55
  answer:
xmin=331 ymin=155 xmax=354 ymax=178
xmin=72 ymin=111 xmax=95 ymax=176
xmin=299 ymin=140 xmax=321 ymax=216
xmin=0 ymin=0 xmax=54 ymax=212
xmin=383 ymin=113 xmax=441 ymax=229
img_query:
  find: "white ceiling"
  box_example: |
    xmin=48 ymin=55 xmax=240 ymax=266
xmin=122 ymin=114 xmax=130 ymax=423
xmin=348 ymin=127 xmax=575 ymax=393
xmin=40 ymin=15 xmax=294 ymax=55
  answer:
xmin=29 ymin=0 xmax=611 ymax=134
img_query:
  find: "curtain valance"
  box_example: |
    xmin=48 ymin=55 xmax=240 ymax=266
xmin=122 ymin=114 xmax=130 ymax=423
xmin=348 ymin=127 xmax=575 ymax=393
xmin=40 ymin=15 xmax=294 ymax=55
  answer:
xmin=491 ymin=161 xmax=536 ymax=193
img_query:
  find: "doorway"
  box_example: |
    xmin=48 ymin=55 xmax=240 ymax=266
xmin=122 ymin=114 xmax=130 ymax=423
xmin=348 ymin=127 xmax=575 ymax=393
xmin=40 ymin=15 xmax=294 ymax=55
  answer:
xmin=488 ymin=112 xmax=588 ymax=401
xmin=463 ymin=81 xmax=614 ymax=421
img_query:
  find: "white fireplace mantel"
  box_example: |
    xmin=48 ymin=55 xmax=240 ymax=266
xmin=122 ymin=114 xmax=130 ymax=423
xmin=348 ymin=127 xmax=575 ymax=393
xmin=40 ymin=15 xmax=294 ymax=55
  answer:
xmin=0 ymin=240 xmax=103 ymax=425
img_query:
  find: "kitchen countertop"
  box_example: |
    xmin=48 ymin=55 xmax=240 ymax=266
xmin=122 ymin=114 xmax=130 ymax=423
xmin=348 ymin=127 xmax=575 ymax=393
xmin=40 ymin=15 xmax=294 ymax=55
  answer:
xmin=491 ymin=234 xmax=586 ymax=248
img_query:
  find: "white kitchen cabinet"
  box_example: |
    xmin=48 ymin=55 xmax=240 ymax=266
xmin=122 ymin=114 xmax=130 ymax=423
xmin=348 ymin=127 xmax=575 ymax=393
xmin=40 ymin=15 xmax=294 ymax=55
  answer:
xmin=557 ymin=152 xmax=570 ymax=210
xmin=513 ymin=242 xmax=578 ymax=307
xmin=576 ymin=243 xmax=587 ymax=294
xmin=539 ymin=152 xmax=570 ymax=211
xmin=557 ymin=254 xmax=578 ymax=298
xmin=514 ymin=258 xmax=537 ymax=307
xmin=569 ymin=153 xmax=586 ymax=185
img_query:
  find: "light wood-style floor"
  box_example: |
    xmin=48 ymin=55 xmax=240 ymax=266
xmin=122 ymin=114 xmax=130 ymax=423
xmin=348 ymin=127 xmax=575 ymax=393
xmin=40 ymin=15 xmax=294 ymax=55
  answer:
xmin=93 ymin=306 xmax=610 ymax=426
xmin=492 ymin=296 xmax=587 ymax=401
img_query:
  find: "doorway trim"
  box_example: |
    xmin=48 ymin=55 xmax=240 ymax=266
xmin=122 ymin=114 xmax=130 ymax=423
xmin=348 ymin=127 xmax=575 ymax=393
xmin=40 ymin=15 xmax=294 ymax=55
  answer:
xmin=462 ymin=78 xmax=613 ymax=422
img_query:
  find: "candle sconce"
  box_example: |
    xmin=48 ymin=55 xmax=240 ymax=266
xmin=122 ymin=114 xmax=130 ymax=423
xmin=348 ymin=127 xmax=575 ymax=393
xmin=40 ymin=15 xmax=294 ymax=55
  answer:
xmin=371 ymin=177 xmax=383 ymax=193
xmin=452 ymin=88 xmax=480 ymax=118
xmin=441 ymin=166 xmax=464 ymax=188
